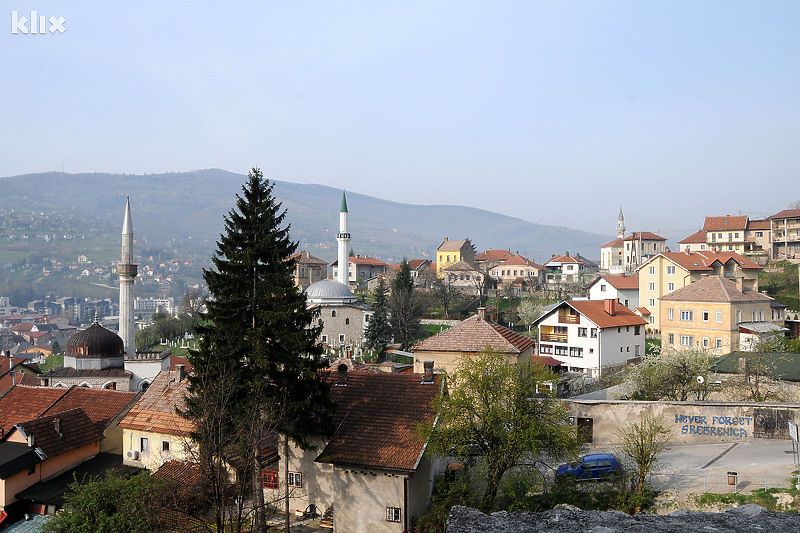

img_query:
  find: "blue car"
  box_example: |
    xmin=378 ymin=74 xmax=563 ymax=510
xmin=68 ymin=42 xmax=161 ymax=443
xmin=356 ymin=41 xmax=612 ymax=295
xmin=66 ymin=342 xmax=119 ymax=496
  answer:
xmin=556 ymin=453 xmax=623 ymax=480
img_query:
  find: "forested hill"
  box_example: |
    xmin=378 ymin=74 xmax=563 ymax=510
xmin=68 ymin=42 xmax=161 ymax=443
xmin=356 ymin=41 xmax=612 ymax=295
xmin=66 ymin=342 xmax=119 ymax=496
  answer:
xmin=0 ymin=169 xmax=609 ymax=265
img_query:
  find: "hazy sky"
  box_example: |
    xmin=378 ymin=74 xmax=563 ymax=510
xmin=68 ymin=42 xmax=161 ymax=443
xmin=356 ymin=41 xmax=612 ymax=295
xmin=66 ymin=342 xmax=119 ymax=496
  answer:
xmin=2 ymin=1 xmax=799 ymax=242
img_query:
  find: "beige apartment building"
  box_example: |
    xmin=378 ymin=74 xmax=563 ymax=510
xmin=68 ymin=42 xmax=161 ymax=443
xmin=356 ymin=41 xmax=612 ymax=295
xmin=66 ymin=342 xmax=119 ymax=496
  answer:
xmin=635 ymin=251 xmax=762 ymax=331
xmin=768 ymin=208 xmax=800 ymax=262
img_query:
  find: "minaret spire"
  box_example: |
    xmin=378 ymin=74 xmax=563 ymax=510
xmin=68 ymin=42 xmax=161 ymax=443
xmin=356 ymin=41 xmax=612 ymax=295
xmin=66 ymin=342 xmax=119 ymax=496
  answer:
xmin=119 ymin=196 xmax=138 ymax=359
xmin=617 ymin=206 xmax=626 ymax=238
xmin=336 ymin=191 xmax=351 ymax=286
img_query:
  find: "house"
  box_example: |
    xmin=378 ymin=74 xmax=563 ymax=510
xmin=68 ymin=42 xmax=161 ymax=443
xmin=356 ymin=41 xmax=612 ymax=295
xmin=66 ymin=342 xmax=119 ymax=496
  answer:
xmin=475 ymin=249 xmax=514 ymax=272
xmin=331 ymin=256 xmax=388 ymax=289
xmin=271 ymin=366 xmax=443 ymax=533
xmin=441 ymin=261 xmax=489 ymax=296
xmin=586 ymin=274 xmax=639 ymax=310
xmin=678 ymin=230 xmax=708 ymax=252
xmin=117 ymin=366 xmax=193 ymax=471
xmin=287 ymin=250 xmax=328 ymax=290
xmin=435 ymin=238 xmax=475 ymax=278
xmin=634 ymin=250 xmax=763 ymax=331
xmin=489 ymin=254 xmax=545 ymax=291
xmin=305 ymin=279 xmax=373 ymax=352
xmin=703 ymin=216 xmax=749 ymax=254
xmin=659 ymin=276 xmax=777 ymax=354
xmin=0 ymin=355 xmax=41 ymax=396
xmin=600 ymin=233 xmax=667 ymax=274
xmin=768 ymin=208 xmax=800 ymax=262
xmin=532 ymin=299 xmax=647 ymax=377
xmin=543 ymin=252 xmax=598 ymax=289
xmin=745 ymin=219 xmax=771 ymax=263
xmin=410 ymin=309 xmax=535 ymax=374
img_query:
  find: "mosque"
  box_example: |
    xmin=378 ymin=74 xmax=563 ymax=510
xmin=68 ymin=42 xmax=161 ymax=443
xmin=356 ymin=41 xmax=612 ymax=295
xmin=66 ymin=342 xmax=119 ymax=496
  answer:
xmin=304 ymin=192 xmax=373 ymax=354
xmin=39 ymin=198 xmax=170 ymax=391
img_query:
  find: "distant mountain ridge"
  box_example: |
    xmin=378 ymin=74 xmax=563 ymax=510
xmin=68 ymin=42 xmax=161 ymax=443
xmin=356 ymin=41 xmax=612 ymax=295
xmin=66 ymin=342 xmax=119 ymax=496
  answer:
xmin=0 ymin=169 xmax=610 ymax=265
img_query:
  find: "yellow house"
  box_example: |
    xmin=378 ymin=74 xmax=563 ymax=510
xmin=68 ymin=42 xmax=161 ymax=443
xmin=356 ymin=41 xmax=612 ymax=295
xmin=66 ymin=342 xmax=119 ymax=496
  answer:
xmin=436 ymin=237 xmax=475 ymax=278
xmin=659 ymin=276 xmax=774 ymax=354
xmin=635 ymin=251 xmax=762 ymax=332
xmin=118 ymin=367 xmax=195 ymax=471
xmin=704 ymin=215 xmax=749 ymax=254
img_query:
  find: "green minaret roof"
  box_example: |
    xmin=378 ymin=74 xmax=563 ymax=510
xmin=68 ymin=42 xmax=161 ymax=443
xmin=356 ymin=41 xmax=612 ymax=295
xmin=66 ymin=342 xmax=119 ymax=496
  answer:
xmin=340 ymin=190 xmax=348 ymax=213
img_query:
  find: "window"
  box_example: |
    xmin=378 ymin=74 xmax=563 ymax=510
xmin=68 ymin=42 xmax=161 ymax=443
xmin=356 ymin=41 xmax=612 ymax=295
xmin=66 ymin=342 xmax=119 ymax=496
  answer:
xmin=668 ymin=333 xmax=674 ymax=344
xmin=331 ymin=310 xmax=336 ymax=318
xmin=539 ymin=344 xmax=552 ymax=354
xmin=345 ymin=318 xmax=350 ymax=325
xmin=736 ymin=310 xmax=741 ymax=323
xmin=287 ymin=471 xmax=303 ymax=488
xmin=600 ymin=284 xmax=606 ymax=292
xmin=569 ymin=347 xmax=583 ymax=357
xmin=590 ymin=328 xmax=598 ymax=338
xmin=680 ymin=335 xmax=694 ymax=346
xmin=649 ymin=316 xmax=654 ymax=324
xmin=755 ymin=231 xmax=763 ymax=237
xmin=566 ymin=265 xmax=574 ymax=271
xmin=667 ymin=282 xmax=675 ymax=291
xmin=262 ymin=470 xmax=279 ymax=489
xmin=338 ymin=334 xmax=345 ymax=343
xmin=716 ymin=338 xmax=723 ymax=349
xmin=702 ymin=337 xmax=709 ymax=348
xmin=554 ymin=346 xmax=568 ymax=356
xmin=141 ymin=437 xmax=150 ymax=453
xmin=648 ymin=299 xmax=655 ymax=307
xmin=668 ymin=308 xmax=674 ymax=321
xmin=666 ymin=265 xmax=676 ymax=275
xmin=680 ymin=310 xmax=693 ymax=321
xmin=321 ymin=334 xmax=327 ymax=343
xmin=318 ymin=319 xmax=323 ymax=326
xmin=387 ymin=507 xmax=401 ymax=523
xmin=634 ymin=325 xmax=641 ymax=335
xmin=716 ymin=311 xmax=722 ymax=323
xmin=162 ymin=440 xmax=170 ymax=453
xmin=648 ymin=282 xmax=655 ymax=291
xmin=648 ymin=266 xmax=655 ymax=275
xmin=578 ymin=327 xmax=587 ymax=337
xmin=702 ymin=311 xmax=709 ymax=322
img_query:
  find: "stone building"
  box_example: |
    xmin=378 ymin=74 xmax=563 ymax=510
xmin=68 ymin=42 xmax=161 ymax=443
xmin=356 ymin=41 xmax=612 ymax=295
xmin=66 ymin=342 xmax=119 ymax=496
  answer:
xmin=306 ymin=279 xmax=373 ymax=352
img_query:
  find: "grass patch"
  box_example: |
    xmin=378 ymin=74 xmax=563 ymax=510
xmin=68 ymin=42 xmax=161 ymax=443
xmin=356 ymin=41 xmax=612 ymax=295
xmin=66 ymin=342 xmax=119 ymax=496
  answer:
xmin=695 ymin=485 xmax=799 ymax=512
xmin=40 ymin=353 xmax=63 ymax=372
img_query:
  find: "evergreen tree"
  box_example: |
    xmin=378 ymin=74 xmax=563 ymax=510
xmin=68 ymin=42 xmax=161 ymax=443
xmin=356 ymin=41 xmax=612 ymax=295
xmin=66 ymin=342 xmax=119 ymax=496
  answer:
xmin=364 ymin=277 xmax=392 ymax=354
xmin=389 ymin=259 xmax=426 ymax=349
xmin=182 ymin=168 xmax=333 ymax=533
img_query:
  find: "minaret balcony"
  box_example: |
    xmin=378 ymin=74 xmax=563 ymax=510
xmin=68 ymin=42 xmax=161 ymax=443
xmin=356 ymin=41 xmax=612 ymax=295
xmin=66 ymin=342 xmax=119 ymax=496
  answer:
xmin=336 ymin=233 xmax=350 ymax=239
xmin=117 ymin=264 xmax=138 ymax=278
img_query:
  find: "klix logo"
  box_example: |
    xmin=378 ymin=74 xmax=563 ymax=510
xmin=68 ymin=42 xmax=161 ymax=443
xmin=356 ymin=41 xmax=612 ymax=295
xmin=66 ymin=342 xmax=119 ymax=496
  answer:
xmin=11 ymin=10 xmax=66 ymax=34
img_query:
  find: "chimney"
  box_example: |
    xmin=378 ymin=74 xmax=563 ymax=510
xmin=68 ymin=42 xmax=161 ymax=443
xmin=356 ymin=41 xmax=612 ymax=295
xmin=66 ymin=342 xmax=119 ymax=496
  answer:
xmin=54 ymin=418 xmax=62 ymax=438
xmin=336 ymin=363 xmax=348 ymax=386
xmin=175 ymin=364 xmax=186 ymax=382
xmin=422 ymin=361 xmax=435 ymax=384
xmin=565 ymin=251 xmax=570 ymax=257
xmin=735 ymin=277 xmax=743 ymax=291
xmin=477 ymin=307 xmax=486 ymax=320
xmin=4 ymin=350 xmax=9 ymax=358
xmin=444 ymin=237 xmax=448 ymax=241
xmin=604 ymin=299 xmax=616 ymax=316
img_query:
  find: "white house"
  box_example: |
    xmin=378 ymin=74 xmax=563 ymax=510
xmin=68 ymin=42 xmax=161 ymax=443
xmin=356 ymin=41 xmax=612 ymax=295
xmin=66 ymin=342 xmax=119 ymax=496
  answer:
xmin=586 ymin=275 xmax=639 ymax=310
xmin=532 ymin=299 xmax=647 ymax=377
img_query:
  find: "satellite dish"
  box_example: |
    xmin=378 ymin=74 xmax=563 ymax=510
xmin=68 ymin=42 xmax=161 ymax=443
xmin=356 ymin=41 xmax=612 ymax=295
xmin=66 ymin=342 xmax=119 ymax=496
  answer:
xmin=696 ymin=376 xmax=705 ymax=384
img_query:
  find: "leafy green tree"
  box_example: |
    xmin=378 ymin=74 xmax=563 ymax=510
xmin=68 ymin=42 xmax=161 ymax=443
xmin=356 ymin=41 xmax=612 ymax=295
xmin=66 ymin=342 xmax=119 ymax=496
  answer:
xmin=625 ymin=347 xmax=711 ymax=401
xmin=42 ymin=472 xmax=164 ymax=533
xmin=364 ymin=277 xmax=392 ymax=354
xmin=182 ymin=168 xmax=333 ymax=533
xmin=389 ymin=259 xmax=426 ymax=349
xmin=617 ymin=414 xmax=669 ymax=499
xmin=425 ymin=349 xmax=578 ymax=512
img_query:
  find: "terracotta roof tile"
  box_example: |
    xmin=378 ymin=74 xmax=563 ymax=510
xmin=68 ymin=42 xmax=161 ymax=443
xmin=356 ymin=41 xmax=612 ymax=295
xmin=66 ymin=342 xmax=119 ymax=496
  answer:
xmin=315 ymin=371 xmax=440 ymax=471
xmin=285 ymin=251 xmax=327 ymax=265
xmin=768 ymin=209 xmax=800 ymax=220
xmin=747 ymin=219 xmax=770 ymax=230
xmin=16 ymin=408 xmax=104 ymax=457
xmin=678 ymin=230 xmax=707 ymax=244
xmin=638 ymin=251 xmax=762 ymax=273
xmin=407 ymin=259 xmax=430 ymax=270
xmin=634 ymin=307 xmax=651 ymax=315
xmin=595 ymin=274 xmax=639 ymax=290
xmin=331 ymin=256 xmax=388 ymax=267
xmin=118 ymin=370 xmax=194 ymax=437
xmin=497 ymin=254 xmax=538 ymax=268
xmin=411 ymin=315 xmax=535 ymax=354
xmin=437 ymin=239 xmax=471 ymax=252
xmin=600 ymin=237 xmax=624 ymax=248
xmin=703 ymin=215 xmax=748 ymax=231
xmin=661 ymin=276 xmax=774 ymax=303
xmin=563 ymin=301 xmax=647 ymax=328
xmin=623 ymin=232 xmax=666 ymax=241
xmin=476 ymin=249 xmax=514 ymax=261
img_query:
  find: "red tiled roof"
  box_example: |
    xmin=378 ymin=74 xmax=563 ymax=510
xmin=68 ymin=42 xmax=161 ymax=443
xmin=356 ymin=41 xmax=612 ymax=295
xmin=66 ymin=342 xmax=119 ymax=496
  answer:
xmin=16 ymin=408 xmax=104 ymax=457
xmin=623 ymin=232 xmax=666 ymax=242
xmin=476 ymin=249 xmax=514 ymax=261
xmin=531 ymin=355 xmax=564 ymax=367
xmin=661 ymin=276 xmax=774 ymax=303
xmin=637 ymin=251 xmax=762 ymax=273
xmin=10 ymin=324 xmax=34 ymax=332
xmin=596 ymin=274 xmax=639 ymax=290
xmin=703 ymin=215 xmax=748 ymax=231
xmin=565 ymin=301 xmax=648 ymax=328
xmin=600 ymin=237 xmax=624 ymax=249
xmin=747 ymin=219 xmax=770 ymax=230
xmin=41 ymin=367 xmax=132 ymax=379
xmin=768 ymin=209 xmax=800 ymax=220
xmin=411 ymin=315 xmax=535 ymax=354
xmin=331 ymin=256 xmax=388 ymax=267
xmin=437 ymin=239 xmax=471 ymax=253
xmin=407 ymin=259 xmax=430 ymax=270
xmin=0 ymin=373 xmax=39 ymax=397
xmin=118 ymin=370 xmax=194 ymax=437
xmin=497 ymin=254 xmax=537 ymax=268
xmin=678 ymin=230 xmax=707 ymax=244
xmin=315 ymin=370 xmax=440 ymax=471
xmin=285 ymin=250 xmax=328 ymax=265
xmin=634 ymin=307 xmax=651 ymax=315
xmin=170 ymin=354 xmax=193 ymax=373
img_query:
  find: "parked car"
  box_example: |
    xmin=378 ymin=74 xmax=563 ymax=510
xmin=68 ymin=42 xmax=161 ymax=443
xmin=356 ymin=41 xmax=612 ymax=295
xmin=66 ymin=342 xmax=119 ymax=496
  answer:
xmin=556 ymin=453 xmax=623 ymax=480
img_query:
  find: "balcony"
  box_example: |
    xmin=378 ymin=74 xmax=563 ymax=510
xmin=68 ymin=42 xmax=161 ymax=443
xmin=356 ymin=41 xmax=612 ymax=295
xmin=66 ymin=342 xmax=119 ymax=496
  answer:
xmin=540 ymin=333 xmax=568 ymax=343
xmin=558 ymin=315 xmax=579 ymax=324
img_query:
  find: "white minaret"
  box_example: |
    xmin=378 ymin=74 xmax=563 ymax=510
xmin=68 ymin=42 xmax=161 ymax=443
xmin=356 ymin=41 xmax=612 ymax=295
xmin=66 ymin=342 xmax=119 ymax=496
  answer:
xmin=617 ymin=206 xmax=626 ymax=238
xmin=336 ymin=191 xmax=350 ymax=285
xmin=119 ymin=197 xmax=137 ymax=357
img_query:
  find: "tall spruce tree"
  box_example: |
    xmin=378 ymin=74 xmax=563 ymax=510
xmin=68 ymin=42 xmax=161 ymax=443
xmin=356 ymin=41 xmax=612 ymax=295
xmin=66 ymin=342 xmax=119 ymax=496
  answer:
xmin=364 ymin=277 xmax=392 ymax=354
xmin=182 ymin=168 xmax=333 ymax=533
xmin=389 ymin=259 xmax=426 ymax=349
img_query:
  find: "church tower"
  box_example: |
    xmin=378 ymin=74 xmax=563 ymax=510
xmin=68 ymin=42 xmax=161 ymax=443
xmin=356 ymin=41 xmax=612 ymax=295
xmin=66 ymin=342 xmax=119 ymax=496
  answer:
xmin=336 ymin=191 xmax=351 ymax=285
xmin=617 ymin=206 xmax=626 ymax=238
xmin=118 ymin=197 xmax=137 ymax=357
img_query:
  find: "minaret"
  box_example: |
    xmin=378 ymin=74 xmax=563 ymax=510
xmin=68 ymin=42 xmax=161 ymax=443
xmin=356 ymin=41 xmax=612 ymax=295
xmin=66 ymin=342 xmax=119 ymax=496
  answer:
xmin=336 ymin=191 xmax=351 ymax=285
xmin=617 ymin=206 xmax=626 ymax=238
xmin=119 ymin=197 xmax=137 ymax=357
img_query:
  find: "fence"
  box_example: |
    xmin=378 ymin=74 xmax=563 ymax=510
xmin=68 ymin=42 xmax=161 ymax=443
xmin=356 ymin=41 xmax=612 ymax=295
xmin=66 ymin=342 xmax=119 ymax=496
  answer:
xmin=649 ymin=472 xmax=799 ymax=494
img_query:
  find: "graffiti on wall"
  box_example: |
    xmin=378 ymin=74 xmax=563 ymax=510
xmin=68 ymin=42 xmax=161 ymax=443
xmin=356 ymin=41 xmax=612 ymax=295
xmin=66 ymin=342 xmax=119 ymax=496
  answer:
xmin=675 ymin=414 xmax=753 ymax=438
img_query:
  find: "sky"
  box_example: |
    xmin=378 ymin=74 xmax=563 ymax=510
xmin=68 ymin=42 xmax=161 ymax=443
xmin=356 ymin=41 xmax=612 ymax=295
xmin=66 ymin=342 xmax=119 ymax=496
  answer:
xmin=2 ymin=1 xmax=799 ymax=243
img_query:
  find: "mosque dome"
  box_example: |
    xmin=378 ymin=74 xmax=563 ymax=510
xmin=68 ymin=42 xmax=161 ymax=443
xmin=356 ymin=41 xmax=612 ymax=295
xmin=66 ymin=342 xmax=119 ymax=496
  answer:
xmin=66 ymin=321 xmax=126 ymax=358
xmin=305 ymin=279 xmax=357 ymax=305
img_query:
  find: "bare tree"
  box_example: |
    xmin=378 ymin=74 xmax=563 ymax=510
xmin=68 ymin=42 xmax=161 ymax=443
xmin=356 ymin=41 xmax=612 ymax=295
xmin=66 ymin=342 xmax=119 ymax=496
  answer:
xmin=617 ymin=414 xmax=669 ymax=502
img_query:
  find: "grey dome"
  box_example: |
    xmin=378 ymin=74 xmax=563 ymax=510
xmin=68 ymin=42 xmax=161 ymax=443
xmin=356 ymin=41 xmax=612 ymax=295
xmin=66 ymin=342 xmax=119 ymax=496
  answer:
xmin=305 ymin=279 xmax=356 ymax=304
